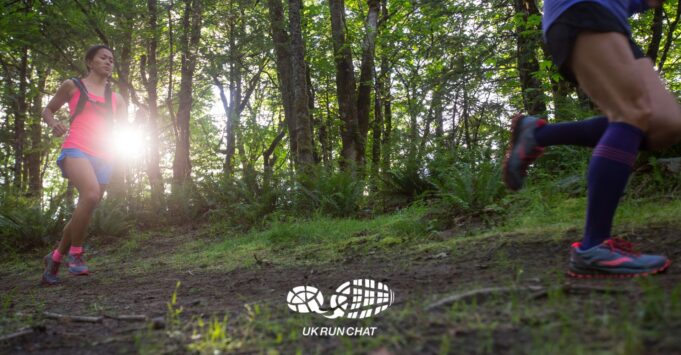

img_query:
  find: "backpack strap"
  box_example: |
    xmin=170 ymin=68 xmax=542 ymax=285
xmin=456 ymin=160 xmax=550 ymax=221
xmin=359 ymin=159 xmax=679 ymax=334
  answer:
xmin=69 ymin=77 xmax=114 ymax=123
xmin=70 ymin=77 xmax=89 ymax=123
xmin=104 ymin=81 xmax=113 ymax=121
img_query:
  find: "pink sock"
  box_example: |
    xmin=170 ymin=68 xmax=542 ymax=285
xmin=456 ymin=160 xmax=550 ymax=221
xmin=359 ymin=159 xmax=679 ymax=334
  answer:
xmin=52 ymin=249 xmax=63 ymax=262
xmin=69 ymin=246 xmax=84 ymax=255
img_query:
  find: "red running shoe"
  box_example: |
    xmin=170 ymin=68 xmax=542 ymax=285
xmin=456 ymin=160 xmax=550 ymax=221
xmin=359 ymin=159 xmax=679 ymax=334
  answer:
xmin=41 ymin=252 xmax=61 ymax=285
xmin=568 ymin=238 xmax=671 ymax=279
xmin=503 ymin=114 xmax=547 ymax=191
xmin=67 ymin=253 xmax=90 ymax=276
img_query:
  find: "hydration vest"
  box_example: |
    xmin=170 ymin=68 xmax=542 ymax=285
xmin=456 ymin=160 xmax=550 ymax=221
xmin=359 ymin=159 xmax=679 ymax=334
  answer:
xmin=69 ymin=77 xmax=113 ymax=123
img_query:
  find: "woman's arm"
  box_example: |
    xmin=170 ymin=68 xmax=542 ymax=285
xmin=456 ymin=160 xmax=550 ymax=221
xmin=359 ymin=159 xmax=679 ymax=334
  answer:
xmin=42 ymin=80 xmax=76 ymax=137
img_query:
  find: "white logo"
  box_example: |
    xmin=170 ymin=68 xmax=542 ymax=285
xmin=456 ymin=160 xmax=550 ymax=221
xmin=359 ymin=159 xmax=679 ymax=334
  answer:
xmin=287 ymin=279 xmax=395 ymax=319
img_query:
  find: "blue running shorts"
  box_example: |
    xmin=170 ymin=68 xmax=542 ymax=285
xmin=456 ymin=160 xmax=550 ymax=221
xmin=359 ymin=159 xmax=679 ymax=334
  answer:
xmin=56 ymin=148 xmax=113 ymax=185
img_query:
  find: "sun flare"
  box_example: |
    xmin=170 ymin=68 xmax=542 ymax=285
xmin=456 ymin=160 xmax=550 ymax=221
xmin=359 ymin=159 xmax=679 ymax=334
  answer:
xmin=112 ymin=125 xmax=147 ymax=159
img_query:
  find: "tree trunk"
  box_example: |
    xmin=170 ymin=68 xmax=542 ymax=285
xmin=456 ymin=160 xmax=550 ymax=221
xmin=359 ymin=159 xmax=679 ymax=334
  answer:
xmin=370 ymin=66 xmax=383 ymax=188
xmin=380 ymin=38 xmax=392 ymax=174
xmin=646 ymin=7 xmax=663 ymax=63
xmin=109 ymin=10 xmax=135 ymax=201
xmin=1 ymin=62 xmax=12 ymax=192
xmin=263 ymin=129 xmax=286 ymax=191
xmin=13 ymin=47 xmax=28 ymax=192
xmin=514 ymin=0 xmax=546 ymax=115
xmin=143 ymin=0 xmax=164 ymax=210
xmin=306 ymin=64 xmax=320 ymax=164
xmin=172 ymin=0 xmax=202 ymax=188
xmin=167 ymin=1 xmax=178 ymax=143
xmin=266 ymin=0 xmax=297 ymax=162
xmin=449 ymin=89 xmax=460 ymax=149
xmin=658 ymin=1 xmax=681 ymax=73
xmin=434 ymin=90 xmax=444 ymax=140
xmin=425 ymin=85 xmax=444 ymax=152
xmin=289 ymin=0 xmax=314 ymax=169
xmin=550 ymin=78 xmax=572 ymax=121
xmin=116 ymin=13 xmax=134 ymax=105
xmin=330 ymin=0 xmax=359 ymax=171
xmin=321 ymin=88 xmax=332 ymax=169
xmin=27 ymin=68 xmax=48 ymax=197
xmin=214 ymin=77 xmax=235 ymax=175
xmin=378 ymin=0 xmax=391 ymax=175
xmin=356 ymin=0 xmax=380 ymax=170
xmin=463 ymin=89 xmax=471 ymax=147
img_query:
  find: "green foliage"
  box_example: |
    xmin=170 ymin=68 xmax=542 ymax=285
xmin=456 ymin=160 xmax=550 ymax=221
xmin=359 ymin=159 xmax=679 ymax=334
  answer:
xmin=637 ymin=279 xmax=681 ymax=330
xmin=89 ymin=198 xmax=132 ymax=237
xmin=430 ymin=158 xmax=506 ymax=215
xmin=628 ymin=156 xmax=681 ymax=198
xmin=297 ymin=169 xmax=365 ymax=217
xmin=168 ymin=183 xmax=208 ymax=224
xmin=166 ymin=281 xmax=184 ymax=331
xmin=201 ymin=175 xmax=277 ymax=231
xmin=188 ymin=315 xmax=239 ymax=354
xmin=380 ymin=161 xmax=436 ymax=209
xmin=0 ymin=195 xmax=65 ymax=254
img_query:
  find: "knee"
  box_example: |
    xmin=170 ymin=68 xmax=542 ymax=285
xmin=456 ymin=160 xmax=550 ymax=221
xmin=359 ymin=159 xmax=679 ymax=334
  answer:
xmin=615 ymin=93 xmax=653 ymax=131
xmin=79 ymin=187 xmax=102 ymax=207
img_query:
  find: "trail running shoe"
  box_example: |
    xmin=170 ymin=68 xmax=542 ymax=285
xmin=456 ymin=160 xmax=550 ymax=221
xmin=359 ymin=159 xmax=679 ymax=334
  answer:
xmin=67 ymin=253 xmax=90 ymax=276
xmin=568 ymin=238 xmax=671 ymax=279
xmin=503 ymin=114 xmax=547 ymax=191
xmin=41 ymin=252 xmax=61 ymax=285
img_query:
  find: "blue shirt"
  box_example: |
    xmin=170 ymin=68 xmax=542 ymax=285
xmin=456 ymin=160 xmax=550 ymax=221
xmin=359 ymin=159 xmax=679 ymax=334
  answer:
xmin=542 ymin=0 xmax=650 ymax=35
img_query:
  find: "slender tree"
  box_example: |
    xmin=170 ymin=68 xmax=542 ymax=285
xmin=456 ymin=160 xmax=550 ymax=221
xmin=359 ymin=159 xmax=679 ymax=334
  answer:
xmin=266 ymin=0 xmax=297 ymax=162
xmin=142 ymin=0 xmax=165 ymax=210
xmin=289 ymin=0 xmax=314 ymax=169
xmin=514 ymin=0 xmax=546 ymax=115
xmin=329 ymin=0 xmax=359 ymax=171
xmin=356 ymin=0 xmax=380 ymax=171
xmin=172 ymin=0 xmax=203 ymax=188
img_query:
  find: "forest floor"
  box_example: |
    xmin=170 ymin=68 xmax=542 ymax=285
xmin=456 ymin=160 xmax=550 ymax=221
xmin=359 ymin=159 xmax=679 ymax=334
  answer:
xmin=2 ymin=198 xmax=681 ymax=354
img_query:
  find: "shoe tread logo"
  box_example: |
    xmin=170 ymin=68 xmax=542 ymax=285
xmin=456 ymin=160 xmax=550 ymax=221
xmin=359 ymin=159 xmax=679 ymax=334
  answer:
xmin=287 ymin=279 xmax=394 ymax=319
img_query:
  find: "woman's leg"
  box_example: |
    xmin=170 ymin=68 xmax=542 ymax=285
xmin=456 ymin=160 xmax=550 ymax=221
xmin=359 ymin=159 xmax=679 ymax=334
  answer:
xmin=43 ymin=156 xmax=102 ymax=283
xmin=570 ymin=32 xmax=652 ymax=130
xmin=564 ymin=31 xmax=670 ymax=277
xmin=636 ymin=58 xmax=681 ymax=150
xmin=570 ymin=32 xmax=648 ymax=249
xmin=57 ymin=157 xmax=102 ymax=255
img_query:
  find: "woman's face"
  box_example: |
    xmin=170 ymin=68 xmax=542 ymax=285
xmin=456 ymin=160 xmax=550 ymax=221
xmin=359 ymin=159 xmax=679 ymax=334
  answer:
xmin=88 ymin=48 xmax=114 ymax=76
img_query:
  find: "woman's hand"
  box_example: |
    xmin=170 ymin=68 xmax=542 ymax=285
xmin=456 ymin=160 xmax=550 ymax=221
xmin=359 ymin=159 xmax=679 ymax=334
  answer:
xmin=42 ymin=79 xmax=77 ymax=137
xmin=49 ymin=120 xmax=69 ymax=137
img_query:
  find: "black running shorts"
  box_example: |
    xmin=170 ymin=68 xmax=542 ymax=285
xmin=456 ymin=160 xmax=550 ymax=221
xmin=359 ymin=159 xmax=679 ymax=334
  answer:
xmin=545 ymin=2 xmax=646 ymax=84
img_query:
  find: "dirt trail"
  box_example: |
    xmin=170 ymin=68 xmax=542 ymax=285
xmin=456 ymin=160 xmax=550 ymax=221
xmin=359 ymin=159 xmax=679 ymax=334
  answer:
xmin=1 ymin=224 xmax=680 ymax=354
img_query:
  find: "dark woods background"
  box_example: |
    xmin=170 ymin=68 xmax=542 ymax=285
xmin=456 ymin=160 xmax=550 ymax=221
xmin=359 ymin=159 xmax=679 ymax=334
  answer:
xmin=2 ymin=0 xmax=681 ymax=252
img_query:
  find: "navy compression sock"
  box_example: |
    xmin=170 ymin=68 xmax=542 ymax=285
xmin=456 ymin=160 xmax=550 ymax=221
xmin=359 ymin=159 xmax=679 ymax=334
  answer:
xmin=581 ymin=122 xmax=643 ymax=250
xmin=535 ymin=116 xmax=608 ymax=147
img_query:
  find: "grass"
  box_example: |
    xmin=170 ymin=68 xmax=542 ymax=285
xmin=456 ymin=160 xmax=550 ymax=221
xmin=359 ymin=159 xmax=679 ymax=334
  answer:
xmin=159 ymin=206 xmax=431 ymax=273
xmin=5 ymin=187 xmax=679 ymax=279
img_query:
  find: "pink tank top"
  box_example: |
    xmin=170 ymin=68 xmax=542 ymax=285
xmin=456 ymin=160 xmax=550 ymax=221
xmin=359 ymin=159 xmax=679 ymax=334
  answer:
xmin=62 ymin=88 xmax=118 ymax=160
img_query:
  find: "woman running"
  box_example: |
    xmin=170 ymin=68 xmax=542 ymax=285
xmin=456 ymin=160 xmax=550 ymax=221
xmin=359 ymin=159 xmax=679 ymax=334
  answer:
xmin=41 ymin=45 xmax=125 ymax=285
xmin=504 ymin=0 xmax=681 ymax=278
